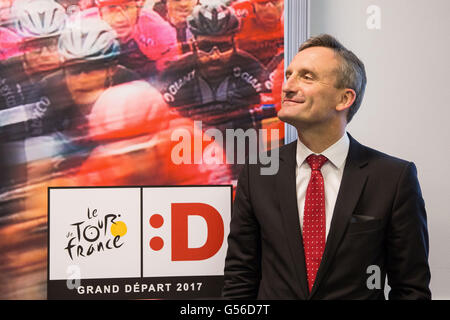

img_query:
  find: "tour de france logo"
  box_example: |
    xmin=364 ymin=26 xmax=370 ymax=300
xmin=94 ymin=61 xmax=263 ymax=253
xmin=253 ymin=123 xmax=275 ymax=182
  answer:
xmin=64 ymin=208 xmax=127 ymax=260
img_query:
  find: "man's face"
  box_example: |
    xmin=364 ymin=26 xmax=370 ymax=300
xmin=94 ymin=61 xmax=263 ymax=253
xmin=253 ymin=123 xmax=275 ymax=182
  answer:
xmin=64 ymin=61 xmax=110 ymax=105
xmin=253 ymin=0 xmax=283 ymax=27
xmin=278 ymin=46 xmax=345 ymax=128
xmin=100 ymin=1 xmax=139 ymax=42
xmin=195 ymin=34 xmax=234 ymax=80
xmin=22 ymin=37 xmax=61 ymax=74
xmin=166 ymin=0 xmax=197 ymax=28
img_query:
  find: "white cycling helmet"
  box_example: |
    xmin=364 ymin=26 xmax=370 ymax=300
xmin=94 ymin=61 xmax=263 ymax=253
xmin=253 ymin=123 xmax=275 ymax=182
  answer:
xmin=14 ymin=0 xmax=67 ymax=39
xmin=58 ymin=18 xmax=120 ymax=63
xmin=187 ymin=2 xmax=240 ymax=36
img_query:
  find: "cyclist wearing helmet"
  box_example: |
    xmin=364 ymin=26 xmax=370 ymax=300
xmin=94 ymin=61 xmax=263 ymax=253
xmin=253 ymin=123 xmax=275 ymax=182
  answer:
xmin=0 ymin=0 xmax=68 ymax=296
xmin=71 ymin=81 xmax=232 ymax=187
xmin=158 ymin=2 xmax=272 ymax=180
xmin=95 ymin=0 xmax=179 ymax=80
xmin=10 ymin=0 xmax=67 ymax=78
xmin=26 ymin=18 xmax=140 ymax=175
xmin=232 ymin=0 xmax=284 ymax=148
xmin=28 ymin=20 xmax=231 ymax=200
xmin=159 ymin=2 xmax=268 ymax=133
xmin=153 ymin=0 xmax=198 ymax=53
xmin=233 ymin=0 xmax=284 ymax=69
xmin=1 ymin=0 xmax=67 ymax=114
xmin=0 ymin=0 xmax=67 ymax=193
xmin=1 ymin=0 xmax=66 ymax=99
xmin=23 ymin=19 xmax=143 ymax=234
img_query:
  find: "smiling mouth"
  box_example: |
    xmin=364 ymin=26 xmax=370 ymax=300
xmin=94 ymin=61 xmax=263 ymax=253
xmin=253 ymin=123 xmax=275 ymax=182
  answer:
xmin=282 ymin=99 xmax=305 ymax=104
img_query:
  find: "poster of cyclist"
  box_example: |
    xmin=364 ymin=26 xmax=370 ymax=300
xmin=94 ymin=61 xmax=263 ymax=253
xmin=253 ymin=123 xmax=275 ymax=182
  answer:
xmin=0 ymin=0 xmax=284 ymax=299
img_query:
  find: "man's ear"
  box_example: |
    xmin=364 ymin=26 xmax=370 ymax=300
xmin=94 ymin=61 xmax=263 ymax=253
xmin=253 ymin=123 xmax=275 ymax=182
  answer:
xmin=336 ymin=88 xmax=356 ymax=112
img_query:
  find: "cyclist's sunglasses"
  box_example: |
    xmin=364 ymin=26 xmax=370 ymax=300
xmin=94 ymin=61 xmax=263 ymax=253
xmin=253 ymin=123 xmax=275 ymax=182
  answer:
xmin=196 ymin=40 xmax=234 ymax=53
xmin=65 ymin=61 xmax=109 ymax=75
xmin=22 ymin=37 xmax=58 ymax=54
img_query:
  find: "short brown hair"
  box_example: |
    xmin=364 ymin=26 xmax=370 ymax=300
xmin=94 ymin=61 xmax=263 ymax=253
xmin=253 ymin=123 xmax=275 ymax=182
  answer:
xmin=299 ymin=34 xmax=367 ymax=123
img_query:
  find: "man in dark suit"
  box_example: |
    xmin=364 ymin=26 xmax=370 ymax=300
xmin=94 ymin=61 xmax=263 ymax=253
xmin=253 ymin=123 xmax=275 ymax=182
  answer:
xmin=222 ymin=34 xmax=431 ymax=300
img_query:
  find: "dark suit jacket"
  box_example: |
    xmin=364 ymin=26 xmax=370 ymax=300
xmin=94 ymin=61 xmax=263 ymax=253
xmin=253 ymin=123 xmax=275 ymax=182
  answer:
xmin=223 ymin=134 xmax=431 ymax=300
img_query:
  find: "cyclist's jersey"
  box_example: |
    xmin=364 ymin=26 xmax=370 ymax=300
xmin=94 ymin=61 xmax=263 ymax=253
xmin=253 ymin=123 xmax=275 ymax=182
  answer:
xmin=1 ymin=60 xmax=26 ymax=190
xmin=87 ymin=80 xmax=169 ymax=142
xmin=78 ymin=7 xmax=179 ymax=79
xmin=0 ymin=27 xmax=21 ymax=60
xmin=70 ymin=81 xmax=232 ymax=186
xmin=118 ymin=37 xmax=160 ymax=80
xmin=158 ymin=50 xmax=269 ymax=132
xmin=134 ymin=9 xmax=179 ymax=64
xmin=24 ymin=65 xmax=141 ymax=175
xmin=33 ymin=65 xmax=140 ymax=138
xmin=122 ymin=9 xmax=179 ymax=79
xmin=152 ymin=4 xmax=194 ymax=54
xmin=232 ymin=1 xmax=285 ymax=131
xmin=1 ymin=58 xmax=28 ymax=141
xmin=270 ymin=58 xmax=284 ymax=112
xmin=74 ymin=119 xmax=232 ymax=186
xmin=257 ymin=57 xmax=283 ymax=116
xmin=0 ymin=57 xmax=55 ymax=189
xmin=0 ymin=56 xmax=62 ymax=138
xmin=230 ymin=0 xmax=255 ymax=20
xmin=233 ymin=1 xmax=284 ymax=70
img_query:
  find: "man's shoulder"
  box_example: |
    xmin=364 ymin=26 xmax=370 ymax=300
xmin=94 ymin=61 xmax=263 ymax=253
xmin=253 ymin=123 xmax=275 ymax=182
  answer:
xmin=159 ymin=53 xmax=196 ymax=79
xmin=37 ymin=70 xmax=69 ymax=98
xmin=40 ymin=69 xmax=65 ymax=87
xmin=265 ymin=137 xmax=413 ymax=170
xmin=279 ymin=139 xmax=297 ymax=155
xmin=241 ymin=140 xmax=295 ymax=178
xmin=232 ymin=49 xmax=265 ymax=71
xmin=352 ymin=136 xmax=413 ymax=174
xmin=243 ymin=135 xmax=415 ymax=174
xmin=1 ymin=56 xmax=26 ymax=80
xmin=113 ymin=65 xmax=141 ymax=84
xmin=364 ymin=144 xmax=409 ymax=163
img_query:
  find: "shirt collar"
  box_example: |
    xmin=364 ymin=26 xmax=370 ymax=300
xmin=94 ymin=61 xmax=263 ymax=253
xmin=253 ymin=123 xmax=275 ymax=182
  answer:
xmin=296 ymin=132 xmax=350 ymax=169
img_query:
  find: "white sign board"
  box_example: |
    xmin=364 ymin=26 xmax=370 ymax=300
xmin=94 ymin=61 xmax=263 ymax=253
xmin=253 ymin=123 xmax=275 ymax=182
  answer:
xmin=48 ymin=185 xmax=232 ymax=299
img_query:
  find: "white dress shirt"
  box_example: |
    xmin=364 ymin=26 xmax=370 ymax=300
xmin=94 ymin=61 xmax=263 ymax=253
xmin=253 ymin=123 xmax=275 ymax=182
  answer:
xmin=295 ymin=132 xmax=350 ymax=240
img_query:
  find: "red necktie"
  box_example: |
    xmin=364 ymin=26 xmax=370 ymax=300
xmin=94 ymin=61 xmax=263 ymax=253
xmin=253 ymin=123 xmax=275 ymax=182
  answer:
xmin=303 ymin=154 xmax=328 ymax=293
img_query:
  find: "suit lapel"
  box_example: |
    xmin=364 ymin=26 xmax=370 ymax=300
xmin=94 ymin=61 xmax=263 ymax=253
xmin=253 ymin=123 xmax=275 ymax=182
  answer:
xmin=309 ymin=134 xmax=369 ymax=298
xmin=276 ymin=141 xmax=309 ymax=299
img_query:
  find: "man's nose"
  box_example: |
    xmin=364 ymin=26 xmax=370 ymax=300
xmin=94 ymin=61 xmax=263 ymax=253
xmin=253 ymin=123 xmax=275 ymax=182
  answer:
xmin=209 ymin=46 xmax=222 ymax=58
xmin=282 ymin=75 xmax=297 ymax=95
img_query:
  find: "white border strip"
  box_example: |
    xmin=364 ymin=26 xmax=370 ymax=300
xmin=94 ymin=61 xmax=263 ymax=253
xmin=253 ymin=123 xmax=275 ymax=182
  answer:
xmin=284 ymin=0 xmax=310 ymax=143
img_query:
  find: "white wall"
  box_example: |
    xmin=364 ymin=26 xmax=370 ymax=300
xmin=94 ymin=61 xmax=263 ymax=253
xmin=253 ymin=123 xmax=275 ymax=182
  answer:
xmin=308 ymin=0 xmax=450 ymax=299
